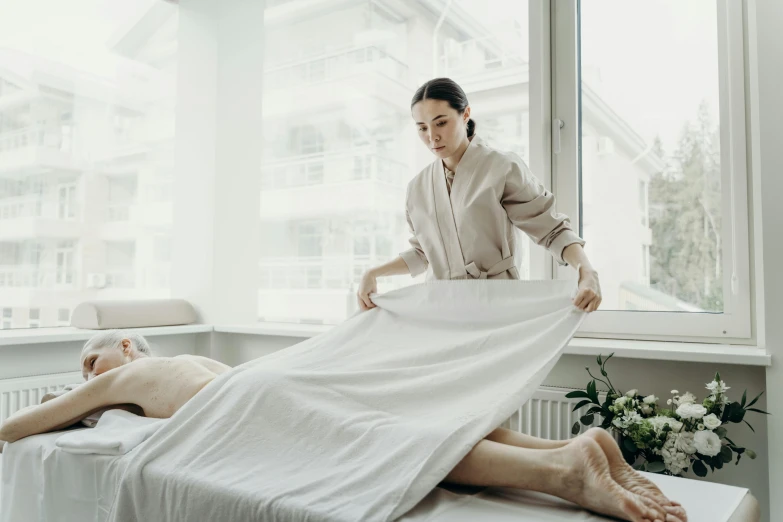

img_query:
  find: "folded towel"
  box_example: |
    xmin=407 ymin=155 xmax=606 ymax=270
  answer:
xmin=55 ymin=409 xmax=166 ymax=455
xmin=43 ymin=384 xmax=107 ymax=428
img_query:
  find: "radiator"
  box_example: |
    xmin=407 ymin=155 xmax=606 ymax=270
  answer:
xmin=0 ymin=372 xmax=82 ymax=423
xmin=500 ymin=385 xmax=605 ymax=439
xmin=1 ymin=375 xmax=603 ymax=441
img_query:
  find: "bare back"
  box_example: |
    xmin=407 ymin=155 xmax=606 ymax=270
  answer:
xmin=116 ymin=355 xmax=231 ymax=418
xmin=0 ymin=355 xmax=232 ymax=444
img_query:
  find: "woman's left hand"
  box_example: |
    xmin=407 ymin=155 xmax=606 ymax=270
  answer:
xmin=574 ymin=268 xmax=602 ymax=313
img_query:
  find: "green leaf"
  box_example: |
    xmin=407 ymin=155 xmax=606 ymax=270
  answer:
xmin=715 ymin=427 xmax=728 ymax=439
xmin=725 ymin=403 xmax=745 ymax=423
xmin=580 ymin=414 xmax=595 ymax=425
xmin=743 ymin=420 xmax=756 ymax=433
xmin=586 ymin=406 xmax=603 ymax=415
xmin=572 ymin=421 xmax=581 ymax=436
xmin=587 ymin=380 xmax=598 ymax=403
xmin=720 ymin=446 xmax=733 ymax=463
xmin=692 ymin=460 xmax=708 ymax=477
xmin=623 ymin=438 xmax=638 ymax=454
xmin=746 ymin=408 xmax=770 ymax=415
xmin=741 ymin=390 xmax=747 ymax=408
xmin=746 ymin=391 xmax=764 ymax=409
xmin=715 ymin=371 xmax=721 ymax=382
xmin=597 ymin=355 xmax=602 ymax=366
xmin=646 ymin=461 xmax=666 ymax=473
xmin=572 ymin=400 xmax=593 ymax=412
xmin=565 ymin=390 xmax=591 ymax=400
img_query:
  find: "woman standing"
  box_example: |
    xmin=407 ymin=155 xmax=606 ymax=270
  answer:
xmin=357 ymin=77 xmax=602 ymax=313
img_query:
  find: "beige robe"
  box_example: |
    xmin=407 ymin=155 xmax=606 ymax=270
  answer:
xmin=400 ymin=135 xmax=585 ymax=280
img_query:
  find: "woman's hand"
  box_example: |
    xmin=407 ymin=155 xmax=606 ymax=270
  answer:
xmin=574 ymin=267 xmax=602 ymax=312
xmin=357 ymin=270 xmax=378 ymax=311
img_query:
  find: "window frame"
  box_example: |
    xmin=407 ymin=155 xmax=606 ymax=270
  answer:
xmin=552 ymin=0 xmax=753 ymax=342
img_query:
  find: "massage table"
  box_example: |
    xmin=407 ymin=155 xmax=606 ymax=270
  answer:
xmin=0 ymin=432 xmax=760 ymax=522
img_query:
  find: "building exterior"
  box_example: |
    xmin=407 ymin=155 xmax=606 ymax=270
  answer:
xmin=0 ymin=0 xmax=664 ymax=329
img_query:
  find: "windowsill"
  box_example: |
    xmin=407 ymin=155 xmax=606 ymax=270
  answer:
xmin=0 ymin=324 xmax=213 ymax=347
xmin=214 ymin=323 xmax=773 ymax=367
xmin=0 ymin=323 xmax=771 ymax=367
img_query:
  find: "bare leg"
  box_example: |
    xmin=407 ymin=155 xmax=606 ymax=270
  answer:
xmin=445 ymin=436 xmax=672 ymax=522
xmin=485 ymin=427 xmax=687 ymax=521
xmin=484 ymin=426 xmax=570 ymax=449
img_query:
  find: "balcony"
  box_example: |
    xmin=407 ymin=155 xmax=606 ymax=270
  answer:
xmin=0 ymin=264 xmax=77 ymax=304
xmin=0 ymin=196 xmax=83 ymax=240
xmin=258 ymin=255 xmax=375 ymax=323
xmin=0 ymin=126 xmax=82 ymax=176
xmin=86 ymin=266 xmax=170 ymax=300
xmin=101 ymin=202 xmax=172 ymax=239
xmin=263 ymin=45 xmax=411 ymax=116
xmin=439 ymin=32 xmax=529 ymax=92
xmin=260 ymin=149 xmax=406 ymax=220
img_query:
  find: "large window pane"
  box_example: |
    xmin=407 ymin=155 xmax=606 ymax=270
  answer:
xmin=259 ymin=0 xmax=534 ymax=325
xmin=0 ymin=0 xmax=177 ymax=329
xmin=580 ymin=0 xmax=723 ymax=313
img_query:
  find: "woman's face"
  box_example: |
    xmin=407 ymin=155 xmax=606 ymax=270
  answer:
xmin=81 ymin=340 xmax=131 ymax=381
xmin=412 ymin=99 xmax=470 ymax=160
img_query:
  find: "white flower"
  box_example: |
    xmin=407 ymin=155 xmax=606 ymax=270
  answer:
xmin=658 ymin=434 xmax=690 ymax=475
xmin=706 ymin=380 xmax=730 ymax=395
xmin=676 ymin=403 xmax=707 ymax=420
xmin=694 ymin=430 xmax=722 ymax=456
xmin=666 ymin=399 xmax=672 ymax=405
xmin=641 ymin=405 xmax=653 ymax=415
xmin=643 ymin=395 xmax=658 ymax=405
xmin=673 ymin=432 xmax=697 ymax=454
xmin=678 ymin=392 xmax=698 ymax=405
xmin=626 ymin=389 xmax=638 ymax=398
xmin=612 ymin=411 xmax=643 ymax=429
xmin=648 ymin=415 xmax=683 ymax=434
xmin=697 ymin=423 xmax=705 ymax=431
xmin=614 ymin=396 xmax=629 ymax=407
xmin=671 ymin=390 xmax=679 ymax=395
xmin=702 ymin=413 xmax=722 ymax=431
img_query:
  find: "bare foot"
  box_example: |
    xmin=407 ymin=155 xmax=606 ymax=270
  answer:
xmin=583 ymin=428 xmax=688 ymax=522
xmin=553 ymin=436 xmax=668 ymax=522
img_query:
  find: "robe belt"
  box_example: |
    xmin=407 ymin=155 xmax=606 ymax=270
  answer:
xmin=464 ymin=256 xmax=516 ymax=279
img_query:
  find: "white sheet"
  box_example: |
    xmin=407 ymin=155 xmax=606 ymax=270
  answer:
xmin=56 ymin=410 xmax=166 ymax=455
xmin=401 ymin=474 xmax=751 ymax=522
xmin=107 ymin=280 xmax=586 ymax=522
xmin=0 ymin=434 xmax=752 ymax=522
xmin=0 ymin=431 xmax=125 ymax=522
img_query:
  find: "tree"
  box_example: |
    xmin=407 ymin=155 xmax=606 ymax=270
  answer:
xmin=649 ymin=101 xmax=723 ymax=311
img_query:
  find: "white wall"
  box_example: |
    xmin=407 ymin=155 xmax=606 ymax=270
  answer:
xmin=749 ymin=1 xmax=783 ymax=521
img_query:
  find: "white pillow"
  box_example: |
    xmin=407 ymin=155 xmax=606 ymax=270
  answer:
xmin=70 ymin=299 xmax=197 ymax=329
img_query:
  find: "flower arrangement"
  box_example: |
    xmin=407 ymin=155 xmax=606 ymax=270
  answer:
xmin=567 ymin=353 xmax=768 ymax=477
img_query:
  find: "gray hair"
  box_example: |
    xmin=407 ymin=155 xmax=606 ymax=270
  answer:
xmin=82 ymin=330 xmax=152 ymax=358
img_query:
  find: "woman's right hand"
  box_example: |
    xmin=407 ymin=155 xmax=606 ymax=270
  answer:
xmin=357 ymin=270 xmax=378 ymax=311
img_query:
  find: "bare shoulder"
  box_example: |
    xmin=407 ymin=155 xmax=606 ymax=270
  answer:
xmin=173 ymin=354 xmax=232 ymax=375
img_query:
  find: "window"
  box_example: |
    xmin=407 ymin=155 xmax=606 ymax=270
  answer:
xmin=28 ymin=308 xmax=39 ymax=328
xmin=258 ymin=0 xmax=539 ymax=324
xmin=554 ymin=0 xmax=751 ymax=339
xmin=0 ymin=0 xmax=177 ymax=329
xmin=57 ymin=183 xmax=78 ymax=220
xmin=1 ymin=307 xmax=11 ymax=329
